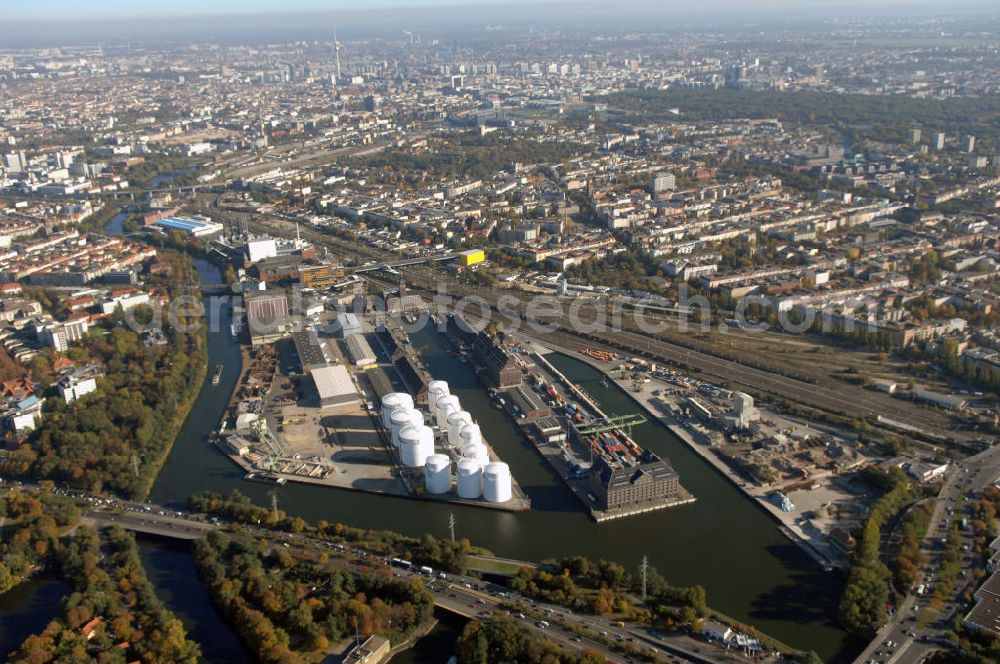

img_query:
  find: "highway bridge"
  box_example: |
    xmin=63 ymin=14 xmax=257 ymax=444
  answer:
xmin=83 ymin=510 xmax=214 ymax=540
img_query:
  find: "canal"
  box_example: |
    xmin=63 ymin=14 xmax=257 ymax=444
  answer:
xmin=392 ymin=610 xmax=466 ymax=664
xmin=0 ymin=574 xmax=70 ymax=658
xmin=143 ymin=252 xmax=855 ymax=661
xmin=137 ymin=537 xmax=248 ymax=663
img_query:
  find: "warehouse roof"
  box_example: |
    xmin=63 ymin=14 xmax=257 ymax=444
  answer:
xmin=312 ymin=365 xmax=357 ymax=402
xmin=345 ymin=333 xmax=376 ymax=364
xmin=292 ymin=330 xmax=328 ymax=370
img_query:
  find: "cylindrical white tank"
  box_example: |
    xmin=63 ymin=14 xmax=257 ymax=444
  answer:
xmin=427 ymin=381 xmax=450 ymax=411
xmin=390 ymin=408 xmax=424 ymax=447
xmin=399 ymin=425 xmax=435 ymax=467
xmin=456 ymin=458 xmax=483 ymax=499
xmin=446 ymin=411 xmax=473 ymax=448
xmin=424 ymin=454 xmax=452 ymax=494
xmin=462 ymin=442 xmax=489 ymax=465
xmin=381 ymin=393 xmax=414 ymax=427
xmin=435 ymin=394 xmax=461 ymax=430
xmin=483 ymin=462 xmax=513 ymax=503
xmin=458 ymin=423 xmax=482 ymax=448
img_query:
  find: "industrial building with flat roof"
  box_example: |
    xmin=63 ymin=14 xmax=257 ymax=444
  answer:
xmin=292 ymin=329 xmax=329 ymax=372
xmin=964 ymin=570 xmax=1000 ymax=637
xmin=336 ymin=312 xmax=363 ymax=338
xmin=245 ymin=289 xmax=289 ymax=347
xmin=153 ymin=216 xmax=224 ymax=238
xmin=504 ymin=384 xmax=551 ymax=421
xmin=345 ymin=333 xmax=377 ymax=367
xmin=311 ymin=364 xmax=359 ymax=408
xmin=393 ymin=353 xmax=429 ymax=406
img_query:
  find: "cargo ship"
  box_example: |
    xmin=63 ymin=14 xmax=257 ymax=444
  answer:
xmin=211 ymin=364 xmax=224 ymax=386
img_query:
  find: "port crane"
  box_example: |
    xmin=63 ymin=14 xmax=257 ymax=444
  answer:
xmin=574 ymin=413 xmax=647 ymax=437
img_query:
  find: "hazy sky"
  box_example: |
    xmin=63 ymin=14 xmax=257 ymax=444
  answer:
xmin=5 ymin=0 xmax=997 ymax=48
xmin=18 ymin=0 xmax=1000 ymax=21
xmin=19 ymin=0 xmax=570 ymax=20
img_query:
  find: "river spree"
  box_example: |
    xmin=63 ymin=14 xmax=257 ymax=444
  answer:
xmin=144 ymin=261 xmax=855 ymax=661
xmin=0 ymin=574 xmax=69 ymax=658
xmin=137 ymin=537 xmax=248 ymax=663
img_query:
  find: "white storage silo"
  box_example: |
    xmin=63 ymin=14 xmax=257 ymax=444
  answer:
xmin=390 ymin=408 xmax=424 ymax=447
xmin=424 ymin=454 xmax=452 ymax=494
xmin=400 ymin=425 xmax=435 ymax=467
xmin=427 ymin=381 xmax=450 ymax=411
xmin=446 ymin=411 xmax=473 ymax=448
xmin=483 ymin=462 xmax=512 ymax=503
xmin=458 ymin=423 xmax=482 ymax=448
xmin=456 ymin=458 xmax=483 ymax=499
xmin=461 ymin=442 xmax=489 ymax=465
xmin=435 ymin=394 xmax=461 ymax=430
xmin=381 ymin=392 xmax=414 ymax=427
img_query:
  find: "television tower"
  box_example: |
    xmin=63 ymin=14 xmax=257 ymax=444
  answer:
xmin=333 ymin=30 xmax=342 ymax=82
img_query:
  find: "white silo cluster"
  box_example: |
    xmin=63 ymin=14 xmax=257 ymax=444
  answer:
xmin=381 ymin=392 xmax=432 ymax=466
xmin=427 ymin=380 xmax=450 ymax=411
xmin=386 ymin=382 xmax=511 ymax=503
xmin=434 ymin=394 xmax=461 ymax=430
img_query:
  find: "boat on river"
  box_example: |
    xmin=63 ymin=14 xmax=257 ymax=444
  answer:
xmin=245 ymin=471 xmax=287 ymax=486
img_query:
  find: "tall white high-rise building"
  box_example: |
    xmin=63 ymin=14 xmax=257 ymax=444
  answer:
xmin=652 ymin=172 xmax=676 ymax=193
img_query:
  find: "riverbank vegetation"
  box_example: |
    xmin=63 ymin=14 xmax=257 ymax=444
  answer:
xmin=189 ymin=489 xmax=480 ymax=573
xmin=456 ymin=615 xmax=603 ymax=664
xmin=0 ymin=251 xmax=208 ymax=499
xmin=0 ymin=488 xmax=80 ymax=594
xmin=194 ymin=530 xmax=434 ymax=663
xmin=8 ymin=525 xmax=200 ymax=662
xmin=838 ymin=472 xmax=914 ymax=638
xmin=890 ymin=502 xmax=932 ymax=593
xmin=510 ymin=554 xmax=799 ymax=656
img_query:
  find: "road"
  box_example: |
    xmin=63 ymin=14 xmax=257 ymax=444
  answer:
xmin=851 ymin=444 xmax=1000 ymax=664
